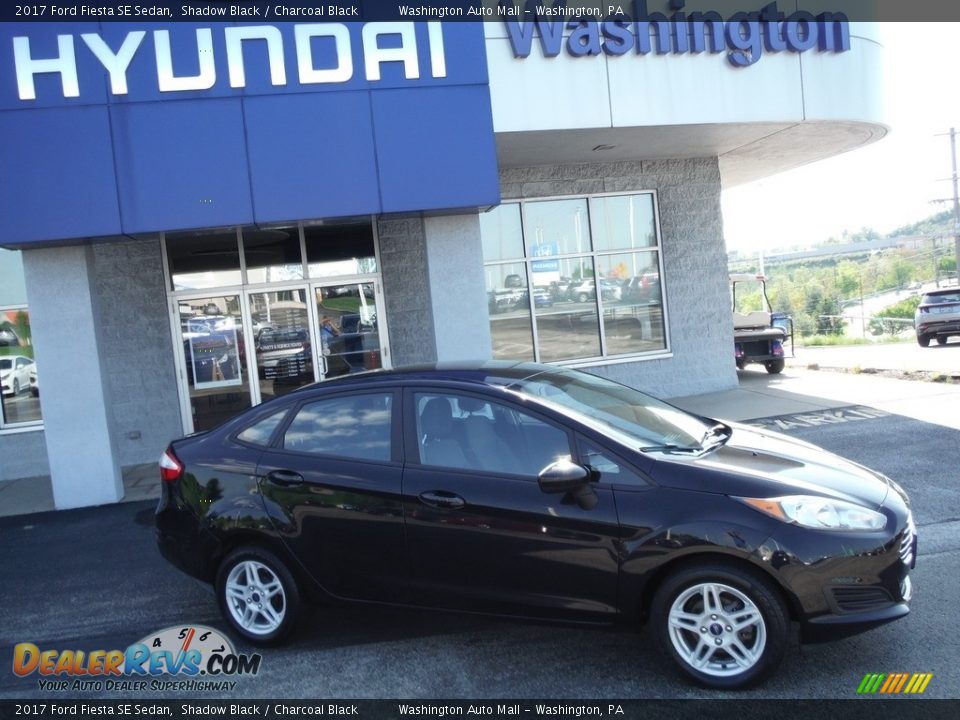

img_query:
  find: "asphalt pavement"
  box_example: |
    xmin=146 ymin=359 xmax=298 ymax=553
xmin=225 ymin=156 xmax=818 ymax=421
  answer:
xmin=1 ymin=368 xmax=958 ymax=700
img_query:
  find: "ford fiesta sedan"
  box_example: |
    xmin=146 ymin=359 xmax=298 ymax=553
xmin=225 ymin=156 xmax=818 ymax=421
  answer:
xmin=156 ymin=362 xmax=915 ymax=689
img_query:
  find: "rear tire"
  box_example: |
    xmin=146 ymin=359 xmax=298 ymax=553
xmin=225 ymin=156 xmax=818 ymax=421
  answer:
xmin=936 ymin=337 xmax=948 ymax=346
xmin=216 ymin=546 xmax=301 ymax=646
xmin=650 ymin=563 xmax=789 ymax=689
xmin=764 ymin=359 xmax=785 ymax=374
xmin=918 ymin=336 xmax=930 ymax=347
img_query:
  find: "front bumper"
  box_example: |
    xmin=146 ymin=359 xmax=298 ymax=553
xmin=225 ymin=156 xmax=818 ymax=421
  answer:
xmin=763 ymin=510 xmax=915 ymax=643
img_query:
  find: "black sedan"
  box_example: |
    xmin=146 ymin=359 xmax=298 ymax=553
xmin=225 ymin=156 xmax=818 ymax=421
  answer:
xmin=156 ymin=362 xmax=915 ymax=689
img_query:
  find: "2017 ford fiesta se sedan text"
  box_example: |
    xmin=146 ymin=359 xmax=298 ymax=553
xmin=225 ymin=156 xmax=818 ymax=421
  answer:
xmin=156 ymin=362 xmax=916 ymax=689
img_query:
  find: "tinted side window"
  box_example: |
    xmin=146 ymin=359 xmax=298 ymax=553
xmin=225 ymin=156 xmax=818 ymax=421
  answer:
xmin=237 ymin=408 xmax=289 ymax=447
xmin=415 ymin=392 xmax=570 ymax=476
xmin=284 ymin=393 xmax=392 ymax=461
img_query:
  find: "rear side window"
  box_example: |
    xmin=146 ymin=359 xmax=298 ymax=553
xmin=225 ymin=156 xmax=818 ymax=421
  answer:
xmin=237 ymin=408 xmax=288 ymax=446
xmin=283 ymin=393 xmax=392 ymax=461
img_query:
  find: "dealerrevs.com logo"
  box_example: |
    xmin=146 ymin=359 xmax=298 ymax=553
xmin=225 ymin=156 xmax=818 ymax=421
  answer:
xmin=12 ymin=625 xmax=261 ymax=692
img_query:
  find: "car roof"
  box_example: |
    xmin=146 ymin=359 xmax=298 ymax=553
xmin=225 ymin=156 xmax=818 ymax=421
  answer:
xmin=922 ymin=288 xmax=960 ymax=297
xmin=291 ymin=360 xmax=561 ymax=394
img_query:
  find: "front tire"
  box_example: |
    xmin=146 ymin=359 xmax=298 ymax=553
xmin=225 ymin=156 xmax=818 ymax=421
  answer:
xmin=216 ymin=546 xmax=301 ymax=645
xmin=650 ymin=563 xmax=789 ymax=689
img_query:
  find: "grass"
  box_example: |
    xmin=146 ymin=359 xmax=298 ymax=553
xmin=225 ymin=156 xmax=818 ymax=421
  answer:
xmin=797 ymin=334 xmax=913 ymax=347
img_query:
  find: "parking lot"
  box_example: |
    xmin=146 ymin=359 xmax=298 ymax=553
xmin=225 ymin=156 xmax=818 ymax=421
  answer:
xmin=1 ymin=369 xmax=958 ymax=700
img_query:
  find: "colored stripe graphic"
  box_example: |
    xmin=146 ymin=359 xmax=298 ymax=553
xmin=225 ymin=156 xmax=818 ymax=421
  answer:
xmin=857 ymin=673 xmax=932 ymax=694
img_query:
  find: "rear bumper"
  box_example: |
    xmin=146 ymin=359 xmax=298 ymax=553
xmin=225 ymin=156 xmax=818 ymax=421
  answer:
xmin=917 ymin=319 xmax=960 ymax=338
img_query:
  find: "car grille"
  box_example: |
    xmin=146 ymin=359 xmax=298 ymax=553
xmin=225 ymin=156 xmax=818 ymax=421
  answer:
xmin=830 ymin=586 xmax=894 ymax=613
xmin=900 ymin=514 xmax=916 ymax=567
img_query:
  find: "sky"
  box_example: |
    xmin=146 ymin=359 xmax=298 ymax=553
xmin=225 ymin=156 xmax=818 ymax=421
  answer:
xmin=721 ymin=23 xmax=960 ymax=254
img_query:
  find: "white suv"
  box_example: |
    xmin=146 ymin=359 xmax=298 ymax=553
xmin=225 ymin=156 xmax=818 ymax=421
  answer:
xmin=915 ymin=289 xmax=960 ymax=347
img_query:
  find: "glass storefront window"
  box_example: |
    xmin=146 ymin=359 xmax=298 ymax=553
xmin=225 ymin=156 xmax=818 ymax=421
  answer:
xmin=164 ymin=219 xmax=386 ymax=435
xmin=485 ymin=262 xmax=534 ymax=361
xmin=589 ymin=194 xmax=657 ymax=252
xmin=595 ymin=251 xmax=665 ymax=356
xmin=1 ymin=307 xmax=42 ymax=427
xmin=524 ymin=198 xmax=590 ymax=256
xmin=480 ymin=204 xmax=524 ymax=261
xmin=243 ymin=226 xmax=304 ymax=284
xmin=482 ymin=194 xmax=668 ymax=364
xmin=305 ymin=223 xmax=377 ymax=278
xmin=166 ymin=229 xmax=242 ymax=291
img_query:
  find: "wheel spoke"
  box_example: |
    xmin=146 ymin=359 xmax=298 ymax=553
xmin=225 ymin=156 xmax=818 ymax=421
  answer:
xmin=259 ymin=601 xmax=283 ymax=629
xmin=702 ymin=584 xmax=722 ymax=614
xmin=263 ymin=579 xmax=283 ymax=599
xmin=241 ymin=604 xmax=256 ymax=629
xmin=727 ymin=637 xmax=757 ymax=669
xmin=692 ymin=640 xmax=716 ymax=669
xmin=243 ymin=562 xmax=257 ymax=588
xmin=226 ymin=583 xmax=245 ymax=601
xmin=732 ymin=609 xmax=761 ymax=631
xmin=669 ymin=610 xmax=701 ymax=630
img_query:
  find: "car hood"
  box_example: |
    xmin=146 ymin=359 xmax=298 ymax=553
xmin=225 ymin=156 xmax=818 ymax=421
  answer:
xmin=651 ymin=422 xmax=890 ymax=509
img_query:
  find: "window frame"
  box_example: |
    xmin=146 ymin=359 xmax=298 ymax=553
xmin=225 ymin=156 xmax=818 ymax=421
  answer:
xmin=482 ymin=191 xmax=672 ymax=368
xmin=0 ymin=303 xmax=43 ymax=434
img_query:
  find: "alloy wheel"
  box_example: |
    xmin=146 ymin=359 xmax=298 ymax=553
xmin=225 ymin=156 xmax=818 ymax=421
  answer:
xmin=667 ymin=582 xmax=767 ymax=677
xmin=224 ymin=560 xmax=287 ymax=636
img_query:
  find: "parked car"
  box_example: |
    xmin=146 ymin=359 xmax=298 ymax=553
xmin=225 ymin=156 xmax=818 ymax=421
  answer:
xmin=623 ymin=273 xmax=662 ymax=304
xmin=0 ymin=355 xmax=34 ymax=397
xmin=0 ymin=324 xmax=20 ymax=347
xmin=157 ymin=362 xmax=915 ymax=690
xmin=915 ymin=288 xmax=960 ymax=346
xmin=568 ymin=279 xmax=596 ymax=303
xmin=531 ymin=286 xmax=554 ymax=309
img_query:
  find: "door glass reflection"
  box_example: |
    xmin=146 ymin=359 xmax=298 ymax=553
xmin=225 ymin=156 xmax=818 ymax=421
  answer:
xmin=179 ymin=296 xmax=250 ymax=431
xmin=250 ymin=289 xmax=314 ymax=401
xmin=315 ymin=283 xmax=382 ymax=378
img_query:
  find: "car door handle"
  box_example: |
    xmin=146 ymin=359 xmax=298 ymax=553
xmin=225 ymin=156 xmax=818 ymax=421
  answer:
xmin=418 ymin=491 xmax=465 ymax=510
xmin=265 ymin=470 xmax=304 ymax=486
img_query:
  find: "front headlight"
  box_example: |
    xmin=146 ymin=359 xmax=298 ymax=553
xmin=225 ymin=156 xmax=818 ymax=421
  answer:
xmin=737 ymin=495 xmax=887 ymax=531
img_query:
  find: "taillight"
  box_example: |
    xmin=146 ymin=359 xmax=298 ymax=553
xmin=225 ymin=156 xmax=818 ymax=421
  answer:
xmin=159 ymin=448 xmax=183 ymax=483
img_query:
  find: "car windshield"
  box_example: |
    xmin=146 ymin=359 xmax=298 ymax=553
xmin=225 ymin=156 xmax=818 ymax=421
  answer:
xmin=506 ymin=368 xmax=712 ymax=451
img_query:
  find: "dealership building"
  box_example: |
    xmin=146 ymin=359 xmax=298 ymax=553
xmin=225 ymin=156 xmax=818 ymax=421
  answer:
xmin=0 ymin=11 xmax=885 ymax=509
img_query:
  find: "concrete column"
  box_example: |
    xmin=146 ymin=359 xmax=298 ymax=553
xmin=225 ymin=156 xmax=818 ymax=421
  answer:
xmin=424 ymin=214 xmax=493 ymax=362
xmin=22 ymin=245 xmax=123 ymax=508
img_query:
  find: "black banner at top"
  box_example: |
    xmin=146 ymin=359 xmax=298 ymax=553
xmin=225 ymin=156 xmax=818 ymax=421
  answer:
xmin=3 ymin=0 xmax=960 ymax=24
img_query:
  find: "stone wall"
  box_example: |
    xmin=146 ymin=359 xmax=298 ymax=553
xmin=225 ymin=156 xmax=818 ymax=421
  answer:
xmin=91 ymin=238 xmax=183 ymax=467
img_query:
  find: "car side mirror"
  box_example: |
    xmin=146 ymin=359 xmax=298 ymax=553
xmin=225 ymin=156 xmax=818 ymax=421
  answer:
xmin=538 ymin=460 xmax=591 ymax=494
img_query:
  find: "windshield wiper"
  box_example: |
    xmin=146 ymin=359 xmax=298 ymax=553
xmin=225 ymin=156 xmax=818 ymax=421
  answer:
xmin=640 ymin=444 xmax=702 ymax=454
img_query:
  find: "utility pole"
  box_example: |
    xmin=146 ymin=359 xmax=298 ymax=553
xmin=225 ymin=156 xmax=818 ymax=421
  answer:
xmin=936 ymin=128 xmax=960 ymax=286
xmin=951 ymin=128 xmax=960 ymax=286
